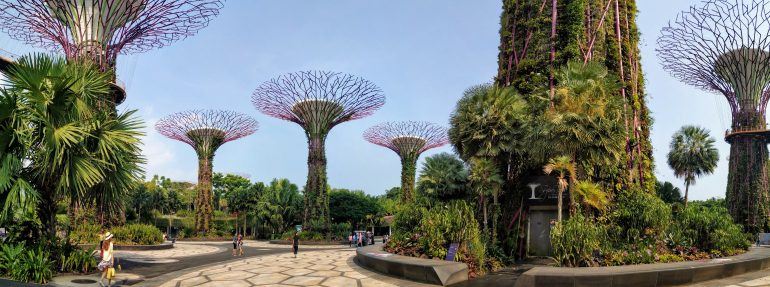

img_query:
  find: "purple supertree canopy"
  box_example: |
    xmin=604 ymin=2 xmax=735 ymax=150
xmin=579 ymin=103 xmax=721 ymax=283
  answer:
xmin=252 ymin=71 xmax=385 ymax=135
xmin=364 ymin=121 xmax=449 ymax=157
xmin=155 ymin=109 xmax=257 ymax=154
xmin=0 ymin=0 xmax=224 ymax=69
xmin=657 ymin=0 xmax=770 ymax=115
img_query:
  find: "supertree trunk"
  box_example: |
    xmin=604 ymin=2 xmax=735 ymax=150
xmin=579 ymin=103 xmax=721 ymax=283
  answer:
xmin=726 ymin=113 xmax=769 ymax=233
xmin=400 ymin=155 xmax=418 ymax=202
xmin=304 ymin=134 xmax=330 ymax=233
xmin=196 ymin=155 xmax=214 ymax=233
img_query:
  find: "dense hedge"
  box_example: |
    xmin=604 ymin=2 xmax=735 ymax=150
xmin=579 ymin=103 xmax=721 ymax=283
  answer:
xmin=112 ymin=224 xmax=164 ymax=245
xmin=550 ymin=195 xmax=751 ymax=267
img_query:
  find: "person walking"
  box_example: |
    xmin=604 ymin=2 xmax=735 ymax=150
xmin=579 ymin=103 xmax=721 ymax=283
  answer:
xmin=292 ymin=232 xmax=300 ymax=258
xmin=232 ymin=233 xmax=239 ymax=256
xmin=348 ymin=233 xmax=354 ymax=247
xmin=357 ymin=232 xmax=362 ymax=247
xmin=237 ymin=234 xmax=244 ymax=256
xmin=97 ymin=232 xmax=115 ymax=287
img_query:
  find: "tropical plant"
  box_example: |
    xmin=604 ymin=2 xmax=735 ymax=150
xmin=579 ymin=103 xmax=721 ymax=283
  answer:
xmin=329 ymin=189 xmax=380 ymax=227
xmin=667 ymin=126 xmax=719 ymax=207
xmin=535 ymin=61 xmax=625 ymax=184
xmin=468 ymin=157 xmax=504 ymax=240
xmin=550 ymin=213 xmax=606 ymax=267
xmin=571 ymin=181 xmax=610 ymax=215
xmin=60 ymin=247 xmax=97 ymax=274
xmin=0 ymin=54 xmax=144 ymax=236
xmin=656 ymin=181 xmax=683 ymax=204
xmin=671 ymin=203 xmax=750 ymax=253
xmin=112 ymin=224 xmax=164 ymax=245
xmin=609 ymin=190 xmax=671 ymax=244
xmin=543 ymin=156 xmax=576 ymax=222
xmin=9 ymin=248 xmax=54 ymax=284
xmin=256 ymin=179 xmax=303 ymax=236
xmin=419 ymin=201 xmax=485 ymax=275
xmin=417 ymin=153 xmax=469 ymax=202
xmin=213 ymin=173 xmax=252 ymax=211
xmin=0 ymin=89 xmax=36 ymax=223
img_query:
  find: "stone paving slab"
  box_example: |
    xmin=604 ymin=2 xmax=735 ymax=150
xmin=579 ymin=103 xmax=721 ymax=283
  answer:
xmin=156 ymin=248 xmax=435 ymax=287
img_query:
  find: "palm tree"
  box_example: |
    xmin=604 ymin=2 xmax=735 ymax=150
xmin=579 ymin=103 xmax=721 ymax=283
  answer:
xmin=416 ymin=152 xmax=468 ymax=201
xmin=1 ymin=54 xmax=144 ymax=237
xmin=572 ymin=181 xmax=610 ymax=215
xmin=534 ymin=61 xmax=624 ymax=182
xmin=667 ymin=126 xmax=719 ymax=207
xmin=468 ymin=157 xmax=504 ymax=241
xmin=543 ymin=156 xmax=576 ymax=222
xmin=0 ymin=89 xmax=36 ymax=222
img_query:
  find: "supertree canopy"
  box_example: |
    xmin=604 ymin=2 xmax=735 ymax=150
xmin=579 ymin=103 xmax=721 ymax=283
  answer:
xmin=156 ymin=109 xmax=257 ymax=233
xmin=658 ymin=0 xmax=770 ymax=232
xmin=0 ymin=0 xmax=224 ymax=104
xmin=364 ymin=121 xmax=448 ymax=202
xmin=253 ymin=70 xmax=385 ymax=232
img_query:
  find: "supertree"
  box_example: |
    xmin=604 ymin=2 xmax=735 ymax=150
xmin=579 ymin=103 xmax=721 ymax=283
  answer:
xmin=253 ymin=71 xmax=385 ymax=232
xmin=658 ymin=0 xmax=770 ymax=232
xmin=0 ymin=0 xmax=224 ymax=105
xmin=364 ymin=121 xmax=448 ymax=202
xmin=156 ymin=110 xmax=257 ymax=233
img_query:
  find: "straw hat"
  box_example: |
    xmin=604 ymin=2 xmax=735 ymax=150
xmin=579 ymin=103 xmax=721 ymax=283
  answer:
xmin=103 ymin=232 xmax=114 ymax=240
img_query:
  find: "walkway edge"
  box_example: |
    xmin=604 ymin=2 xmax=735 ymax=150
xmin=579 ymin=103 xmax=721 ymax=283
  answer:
xmin=514 ymin=247 xmax=770 ymax=287
xmin=355 ymin=245 xmax=468 ymax=286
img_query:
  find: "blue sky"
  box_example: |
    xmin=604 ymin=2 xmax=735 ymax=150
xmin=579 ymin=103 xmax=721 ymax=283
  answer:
xmin=0 ymin=1 xmax=745 ymax=200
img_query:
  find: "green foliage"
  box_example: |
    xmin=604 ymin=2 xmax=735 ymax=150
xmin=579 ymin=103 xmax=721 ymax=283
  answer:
xmin=112 ymin=224 xmax=164 ymax=245
xmin=214 ymin=173 xmax=252 ymax=211
xmin=391 ymin=202 xmax=427 ymax=236
xmin=419 ymin=201 xmax=485 ymax=273
xmin=667 ymin=126 xmax=719 ymax=205
xmin=256 ymin=178 xmax=303 ymax=236
xmin=417 ymin=153 xmax=469 ymax=202
xmin=656 ymin=181 xmax=683 ymax=204
xmin=671 ymin=203 xmax=750 ymax=253
xmin=11 ymin=248 xmax=54 ymax=284
xmin=608 ymin=190 xmax=671 ymax=244
xmin=0 ymin=53 xmax=145 ymax=234
xmin=329 ymin=189 xmax=380 ymax=226
xmin=550 ymin=213 xmax=606 ymax=267
xmin=60 ymin=247 xmax=97 ymax=274
xmin=69 ymin=223 xmax=102 ymax=244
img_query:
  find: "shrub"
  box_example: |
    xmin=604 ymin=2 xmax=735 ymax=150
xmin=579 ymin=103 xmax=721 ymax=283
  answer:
xmin=419 ymin=201 xmax=485 ymax=275
xmin=60 ymin=247 xmax=97 ymax=274
xmin=9 ymin=248 xmax=54 ymax=284
xmin=69 ymin=223 xmax=102 ymax=244
xmin=550 ymin=214 xmax=606 ymax=267
xmin=391 ymin=202 xmax=427 ymax=236
xmin=0 ymin=243 xmax=24 ymax=274
xmin=671 ymin=203 xmax=750 ymax=253
xmin=608 ymin=190 xmax=671 ymax=244
xmin=112 ymin=224 xmax=164 ymax=245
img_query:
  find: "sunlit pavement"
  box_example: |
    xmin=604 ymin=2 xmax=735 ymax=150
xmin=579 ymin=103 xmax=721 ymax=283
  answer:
xmin=152 ymin=247 xmax=434 ymax=287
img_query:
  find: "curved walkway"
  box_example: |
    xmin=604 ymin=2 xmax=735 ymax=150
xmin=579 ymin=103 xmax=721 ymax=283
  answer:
xmin=153 ymin=246 xmax=434 ymax=287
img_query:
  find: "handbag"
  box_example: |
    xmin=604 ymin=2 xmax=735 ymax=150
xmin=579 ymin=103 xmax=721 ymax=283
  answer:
xmin=106 ymin=267 xmax=116 ymax=279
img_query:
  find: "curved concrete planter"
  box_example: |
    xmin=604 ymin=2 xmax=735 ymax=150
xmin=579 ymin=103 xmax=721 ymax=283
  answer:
xmin=515 ymin=247 xmax=770 ymax=287
xmin=78 ymin=242 xmax=174 ymax=251
xmin=0 ymin=278 xmax=42 ymax=287
xmin=355 ymin=245 xmax=468 ymax=286
xmin=268 ymin=239 xmax=346 ymax=246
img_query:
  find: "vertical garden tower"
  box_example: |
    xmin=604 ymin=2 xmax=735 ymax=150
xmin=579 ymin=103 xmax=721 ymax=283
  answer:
xmin=0 ymin=0 xmax=224 ymax=105
xmin=156 ymin=110 xmax=258 ymax=233
xmin=658 ymin=0 xmax=770 ymax=232
xmin=496 ymin=0 xmax=655 ymax=190
xmin=364 ymin=121 xmax=448 ymax=202
xmin=253 ymin=71 xmax=385 ymax=232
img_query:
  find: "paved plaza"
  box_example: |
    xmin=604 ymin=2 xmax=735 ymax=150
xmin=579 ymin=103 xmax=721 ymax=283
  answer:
xmin=154 ymin=247 xmax=433 ymax=287
xmin=51 ymin=241 xmax=434 ymax=287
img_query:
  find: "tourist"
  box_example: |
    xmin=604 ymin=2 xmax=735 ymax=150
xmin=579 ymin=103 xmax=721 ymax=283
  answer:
xmin=238 ymin=233 xmax=244 ymax=256
xmin=357 ymin=232 xmax=363 ymax=247
xmin=348 ymin=232 xmax=354 ymax=247
xmin=292 ymin=231 xmax=300 ymax=258
xmin=232 ymin=233 xmax=239 ymax=256
xmin=97 ymin=232 xmax=115 ymax=287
